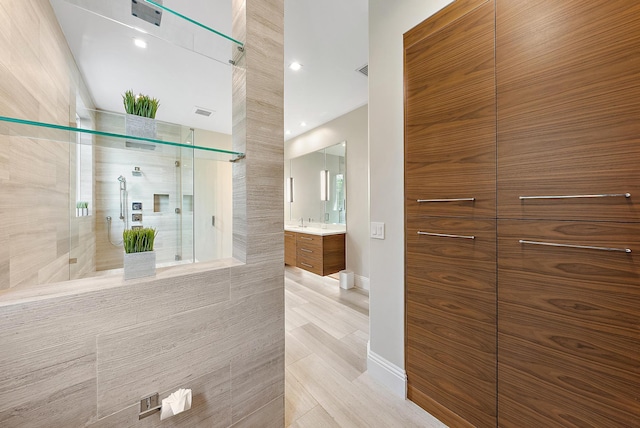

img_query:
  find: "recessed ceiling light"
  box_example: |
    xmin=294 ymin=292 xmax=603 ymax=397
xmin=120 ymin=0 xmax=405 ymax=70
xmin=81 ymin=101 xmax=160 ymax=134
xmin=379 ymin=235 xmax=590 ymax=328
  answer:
xmin=300 ymin=122 xmax=307 ymax=127
xmin=285 ymin=130 xmax=291 ymax=135
xmin=289 ymin=62 xmax=302 ymax=71
xmin=134 ymin=38 xmax=147 ymax=49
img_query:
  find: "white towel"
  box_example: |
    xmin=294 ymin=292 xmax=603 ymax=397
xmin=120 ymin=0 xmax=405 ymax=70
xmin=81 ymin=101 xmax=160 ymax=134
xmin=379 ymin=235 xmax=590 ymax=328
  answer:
xmin=160 ymin=388 xmax=192 ymax=421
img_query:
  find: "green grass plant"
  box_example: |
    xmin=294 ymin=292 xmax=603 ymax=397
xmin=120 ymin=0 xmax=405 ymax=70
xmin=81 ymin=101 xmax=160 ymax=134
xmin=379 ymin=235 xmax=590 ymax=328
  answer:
xmin=123 ymin=227 xmax=157 ymax=254
xmin=122 ymin=90 xmax=160 ymax=119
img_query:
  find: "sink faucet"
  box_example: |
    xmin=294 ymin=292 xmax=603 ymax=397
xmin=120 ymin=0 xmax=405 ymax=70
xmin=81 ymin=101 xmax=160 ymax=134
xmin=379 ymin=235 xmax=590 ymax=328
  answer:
xmin=299 ymin=217 xmax=304 ymax=227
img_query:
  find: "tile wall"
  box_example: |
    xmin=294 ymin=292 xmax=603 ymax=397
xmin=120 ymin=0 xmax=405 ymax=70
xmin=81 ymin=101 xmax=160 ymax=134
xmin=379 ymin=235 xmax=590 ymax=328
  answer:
xmin=0 ymin=1 xmax=285 ymax=427
xmin=0 ymin=0 xmax=94 ymax=289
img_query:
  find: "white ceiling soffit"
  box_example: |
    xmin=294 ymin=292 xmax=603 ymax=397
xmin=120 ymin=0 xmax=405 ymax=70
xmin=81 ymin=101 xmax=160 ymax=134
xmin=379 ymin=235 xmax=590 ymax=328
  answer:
xmin=284 ymin=0 xmax=369 ymax=140
xmin=49 ymin=0 xmax=368 ymax=140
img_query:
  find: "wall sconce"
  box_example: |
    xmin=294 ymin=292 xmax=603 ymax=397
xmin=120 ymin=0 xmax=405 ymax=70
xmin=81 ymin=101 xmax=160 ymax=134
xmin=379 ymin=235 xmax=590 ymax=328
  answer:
xmin=287 ymin=177 xmax=294 ymax=203
xmin=320 ymin=170 xmax=330 ymax=201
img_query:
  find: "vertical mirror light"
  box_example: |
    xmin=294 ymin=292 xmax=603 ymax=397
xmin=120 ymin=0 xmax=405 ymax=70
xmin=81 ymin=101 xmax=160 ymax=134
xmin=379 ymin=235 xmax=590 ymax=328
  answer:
xmin=287 ymin=176 xmax=294 ymax=203
xmin=320 ymin=169 xmax=330 ymax=201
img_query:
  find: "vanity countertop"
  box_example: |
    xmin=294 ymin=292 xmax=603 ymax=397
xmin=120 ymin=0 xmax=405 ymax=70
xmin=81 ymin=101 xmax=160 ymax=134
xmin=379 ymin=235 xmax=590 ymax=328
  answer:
xmin=284 ymin=225 xmax=346 ymax=236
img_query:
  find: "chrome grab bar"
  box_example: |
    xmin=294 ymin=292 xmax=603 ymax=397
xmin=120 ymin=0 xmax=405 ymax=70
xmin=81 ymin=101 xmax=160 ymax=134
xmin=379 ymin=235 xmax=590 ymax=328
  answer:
xmin=300 ymin=248 xmax=313 ymax=253
xmin=417 ymin=231 xmax=475 ymax=240
xmin=519 ymin=240 xmax=631 ymax=253
xmin=519 ymin=193 xmax=630 ymax=200
xmin=417 ymin=198 xmax=475 ymax=203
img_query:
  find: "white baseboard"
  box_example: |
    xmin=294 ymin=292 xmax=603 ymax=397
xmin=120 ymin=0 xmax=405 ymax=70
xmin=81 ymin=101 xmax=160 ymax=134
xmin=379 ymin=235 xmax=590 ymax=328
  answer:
xmin=354 ymin=274 xmax=370 ymax=291
xmin=367 ymin=341 xmax=407 ymax=398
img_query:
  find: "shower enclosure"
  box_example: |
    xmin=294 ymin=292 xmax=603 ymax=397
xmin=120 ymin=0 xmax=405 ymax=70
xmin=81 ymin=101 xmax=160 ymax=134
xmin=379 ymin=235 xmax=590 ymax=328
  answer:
xmin=0 ymin=0 xmax=242 ymax=289
xmin=58 ymin=108 xmax=233 ymax=282
xmin=88 ymin=110 xmax=197 ymax=273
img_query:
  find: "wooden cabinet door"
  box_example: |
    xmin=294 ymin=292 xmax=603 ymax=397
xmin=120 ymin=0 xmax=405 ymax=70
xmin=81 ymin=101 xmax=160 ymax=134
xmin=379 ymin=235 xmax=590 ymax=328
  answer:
xmin=296 ymin=233 xmax=323 ymax=275
xmin=284 ymin=232 xmax=296 ymax=266
xmin=406 ymin=217 xmax=496 ymax=427
xmin=498 ymin=220 xmax=640 ymax=427
xmin=321 ymin=233 xmax=345 ymax=276
xmin=497 ymin=1 xmax=640 ymax=221
xmin=405 ymin=0 xmax=496 ymax=219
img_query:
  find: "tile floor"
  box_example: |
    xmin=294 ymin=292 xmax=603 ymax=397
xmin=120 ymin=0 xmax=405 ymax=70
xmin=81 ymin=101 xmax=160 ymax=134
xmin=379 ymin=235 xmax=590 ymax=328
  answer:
xmin=284 ymin=267 xmax=446 ymax=427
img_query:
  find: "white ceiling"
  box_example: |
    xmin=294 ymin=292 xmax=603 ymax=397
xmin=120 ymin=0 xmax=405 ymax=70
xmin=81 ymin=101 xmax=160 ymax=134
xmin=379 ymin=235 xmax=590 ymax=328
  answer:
xmin=49 ymin=0 xmax=368 ymax=141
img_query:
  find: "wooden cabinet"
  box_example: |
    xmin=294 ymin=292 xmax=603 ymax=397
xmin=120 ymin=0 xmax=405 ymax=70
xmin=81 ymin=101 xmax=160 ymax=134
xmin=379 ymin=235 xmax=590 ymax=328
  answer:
xmin=284 ymin=230 xmax=345 ymax=276
xmin=405 ymin=0 xmax=640 ymax=427
xmin=404 ymin=0 xmax=496 ymax=220
xmin=284 ymin=232 xmax=297 ymax=266
xmin=497 ymin=220 xmax=640 ymax=427
xmin=493 ymin=2 xmax=640 ymax=426
xmin=406 ymin=218 xmax=496 ymax=427
xmin=496 ymin=0 xmax=640 ymax=222
xmin=404 ymin=1 xmax=497 ymax=426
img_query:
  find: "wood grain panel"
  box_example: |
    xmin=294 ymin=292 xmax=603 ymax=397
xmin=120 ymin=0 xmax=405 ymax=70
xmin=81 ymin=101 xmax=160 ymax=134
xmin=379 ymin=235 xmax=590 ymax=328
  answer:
xmin=284 ymin=232 xmax=296 ymax=266
xmin=497 ymin=0 xmax=640 ymax=221
xmin=407 ymin=300 xmax=495 ymax=357
xmin=406 ymin=355 xmax=495 ymax=428
xmin=296 ymin=253 xmax=323 ymax=277
xmin=294 ymin=233 xmax=345 ymax=276
xmin=405 ymin=1 xmax=496 ymax=219
xmin=498 ymin=335 xmax=639 ymax=428
xmin=498 ymin=220 xmax=640 ymax=331
xmin=404 ymin=0 xmax=489 ymax=48
xmin=405 ymin=224 xmax=496 ymax=422
xmin=498 ymin=219 xmax=640 ymax=426
xmin=321 ymin=233 xmax=345 ymax=276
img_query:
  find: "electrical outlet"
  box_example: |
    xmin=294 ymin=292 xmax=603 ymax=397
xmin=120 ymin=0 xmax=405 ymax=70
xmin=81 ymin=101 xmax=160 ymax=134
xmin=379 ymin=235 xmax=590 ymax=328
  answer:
xmin=371 ymin=222 xmax=385 ymax=239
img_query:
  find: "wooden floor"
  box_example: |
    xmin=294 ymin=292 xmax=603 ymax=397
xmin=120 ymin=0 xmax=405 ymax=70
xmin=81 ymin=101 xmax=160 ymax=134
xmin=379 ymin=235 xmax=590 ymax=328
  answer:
xmin=285 ymin=266 xmax=446 ymax=428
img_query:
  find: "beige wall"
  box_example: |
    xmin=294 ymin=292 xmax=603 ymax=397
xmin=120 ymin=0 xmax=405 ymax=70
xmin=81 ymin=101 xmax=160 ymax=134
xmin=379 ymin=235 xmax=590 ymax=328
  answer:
xmin=368 ymin=0 xmax=452 ymax=379
xmin=194 ymin=129 xmax=233 ymax=262
xmin=0 ymin=0 xmax=95 ymax=289
xmin=0 ymin=0 xmax=285 ymax=427
xmin=285 ymin=104 xmax=369 ymax=284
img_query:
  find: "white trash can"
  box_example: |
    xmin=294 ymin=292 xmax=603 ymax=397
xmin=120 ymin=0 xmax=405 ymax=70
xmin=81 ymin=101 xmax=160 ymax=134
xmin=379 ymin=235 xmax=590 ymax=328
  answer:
xmin=339 ymin=270 xmax=354 ymax=289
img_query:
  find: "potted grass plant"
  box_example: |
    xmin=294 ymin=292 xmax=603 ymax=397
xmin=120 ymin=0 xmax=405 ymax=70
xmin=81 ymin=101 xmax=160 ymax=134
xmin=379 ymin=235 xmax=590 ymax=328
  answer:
xmin=75 ymin=201 xmax=89 ymax=217
xmin=123 ymin=89 xmax=160 ymax=141
xmin=123 ymin=227 xmax=158 ymax=280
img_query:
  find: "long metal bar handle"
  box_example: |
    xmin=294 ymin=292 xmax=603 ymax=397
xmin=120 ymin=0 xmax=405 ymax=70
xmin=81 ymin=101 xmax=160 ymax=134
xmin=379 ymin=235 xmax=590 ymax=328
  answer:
xmin=300 ymin=248 xmax=313 ymax=253
xmin=417 ymin=197 xmax=475 ymax=203
xmin=300 ymin=262 xmax=314 ymax=268
xmin=519 ymin=193 xmax=631 ymax=200
xmin=418 ymin=231 xmax=475 ymax=240
xmin=299 ymin=237 xmax=313 ymax=241
xmin=519 ymin=240 xmax=631 ymax=253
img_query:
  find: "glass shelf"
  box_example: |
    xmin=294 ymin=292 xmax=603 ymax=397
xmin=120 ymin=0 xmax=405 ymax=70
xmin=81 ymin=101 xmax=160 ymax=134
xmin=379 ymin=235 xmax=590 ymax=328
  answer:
xmin=60 ymin=0 xmax=244 ymax=65
xmin=144 ymin=0 xmax=243 ymax=47
xmin=0 ymin=112 xmax=244 ymax=162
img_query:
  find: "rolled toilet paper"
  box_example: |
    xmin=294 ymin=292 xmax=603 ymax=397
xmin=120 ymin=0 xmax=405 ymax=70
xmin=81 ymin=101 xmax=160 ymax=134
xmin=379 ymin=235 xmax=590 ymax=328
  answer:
xmin=160 ymin=388 xmax=192 ymax=421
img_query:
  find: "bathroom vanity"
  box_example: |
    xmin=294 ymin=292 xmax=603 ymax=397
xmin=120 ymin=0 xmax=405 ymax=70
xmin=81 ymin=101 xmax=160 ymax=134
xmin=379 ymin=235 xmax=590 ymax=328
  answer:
xmin=284 ymin=227 xmax=345 ymax=276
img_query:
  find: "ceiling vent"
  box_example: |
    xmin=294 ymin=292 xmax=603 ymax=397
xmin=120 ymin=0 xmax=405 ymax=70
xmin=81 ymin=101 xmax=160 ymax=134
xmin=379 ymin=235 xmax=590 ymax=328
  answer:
xmin=193 ymin=107 xmax=214 ymax=117
xmin=131 ymin=0 xmax=163 ymax=27
xmin=356 ymin=64 xmax=368 ymax=77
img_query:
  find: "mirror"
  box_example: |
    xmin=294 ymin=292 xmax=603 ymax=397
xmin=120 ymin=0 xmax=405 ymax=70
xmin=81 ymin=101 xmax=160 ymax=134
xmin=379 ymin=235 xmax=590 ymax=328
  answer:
xmin=285 ymin=142 xmax=346 ymax=225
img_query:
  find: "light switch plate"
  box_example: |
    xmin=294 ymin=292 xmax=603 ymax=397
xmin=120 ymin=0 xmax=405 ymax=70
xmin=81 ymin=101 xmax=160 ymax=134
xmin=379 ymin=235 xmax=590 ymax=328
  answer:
xmin=371 ymin=222 xmax=385 ymax=240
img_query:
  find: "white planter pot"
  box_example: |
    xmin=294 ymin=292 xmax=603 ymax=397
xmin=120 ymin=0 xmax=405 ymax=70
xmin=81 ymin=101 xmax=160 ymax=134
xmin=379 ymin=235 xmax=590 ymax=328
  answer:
xmin=123 ymin=251 xmax=156 ymax=280
xmin=125 ymin=114 xmax=157 ymax=140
